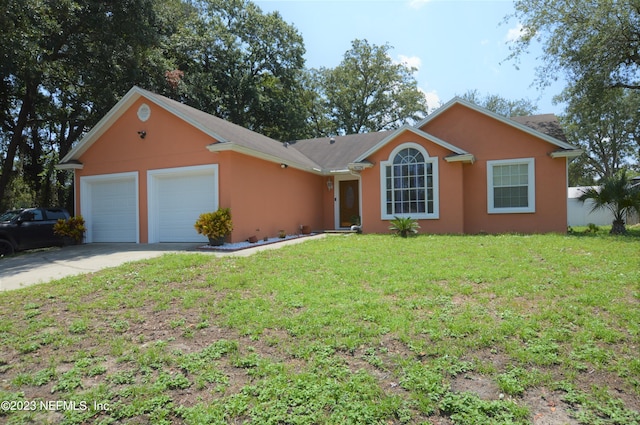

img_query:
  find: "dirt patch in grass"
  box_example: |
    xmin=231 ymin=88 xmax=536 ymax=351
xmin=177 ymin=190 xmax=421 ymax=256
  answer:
xmin=2 ymin=234 xmax=639 ymax=424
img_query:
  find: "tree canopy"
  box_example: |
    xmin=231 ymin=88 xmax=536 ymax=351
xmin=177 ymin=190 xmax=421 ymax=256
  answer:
xmin=560 ymin=81 xmax=640 ymax=184
xmin=0 ymin=0 xmax=175 ymax=211
xmin=458 ymin=90 xmax=538 ymax=117
xmin=509 ymin=0 xmax=640 ymax=90
xmin=309 ymin=40 xmax=428 ymax=136
xmin=509 ymin=0 xmax=640 ymax=181
xmin=166 ymin=0 xmax=308 ymax=142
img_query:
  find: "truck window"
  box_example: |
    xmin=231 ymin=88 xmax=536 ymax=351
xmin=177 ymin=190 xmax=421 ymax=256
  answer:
xmin=45 ymin=209 xmax=68 ymax=220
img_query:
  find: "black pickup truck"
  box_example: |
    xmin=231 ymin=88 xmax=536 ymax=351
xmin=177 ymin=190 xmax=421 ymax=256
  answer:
xmin=0 ymin=208 xmax=71 ymax=257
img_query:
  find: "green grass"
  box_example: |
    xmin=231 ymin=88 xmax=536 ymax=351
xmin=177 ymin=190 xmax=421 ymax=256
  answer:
xmin=0 ymin=230 xmax=639 ymax=424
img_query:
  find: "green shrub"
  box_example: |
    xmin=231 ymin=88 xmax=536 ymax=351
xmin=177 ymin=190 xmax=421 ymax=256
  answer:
xmin=194 ymin=208 xmax=233 ymax=240
xmin=389 ymin=216 xmax=420 ymax=238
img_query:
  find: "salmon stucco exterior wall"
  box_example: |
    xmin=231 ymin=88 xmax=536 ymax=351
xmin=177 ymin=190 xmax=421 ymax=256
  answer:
xmin=219 ymin=151 xmax=326 ymax=242
xmin=359 ymin=130 xmax=466 ymax=235
xmin=74 ymin=97 xmax=327 ymax=243
xmin=419 ymin=104 xmax=569 ymax=234
xmin=75 ymin=99 xmax=221 ymax=243
xmin=59 ymin=87 xmax=579 ymax=244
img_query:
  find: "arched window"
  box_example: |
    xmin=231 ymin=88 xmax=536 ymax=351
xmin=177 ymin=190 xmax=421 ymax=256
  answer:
xmin=381 ymin=144 xmax=438 ymax=219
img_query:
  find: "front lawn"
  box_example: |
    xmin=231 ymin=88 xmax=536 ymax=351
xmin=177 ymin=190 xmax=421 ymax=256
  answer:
xmin=0 ymin=232 xmax=639 ymax=424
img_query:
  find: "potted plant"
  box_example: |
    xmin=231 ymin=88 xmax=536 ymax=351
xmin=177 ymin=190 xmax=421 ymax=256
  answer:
xmin=53 ymin=215 xmax=86 ymax=245
xmin=194 ymin=208 xmax=233 ymax=246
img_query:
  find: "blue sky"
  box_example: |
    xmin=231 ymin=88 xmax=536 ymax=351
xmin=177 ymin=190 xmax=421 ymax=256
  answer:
xmin=255 ymin=0 xmax=566 ymax=116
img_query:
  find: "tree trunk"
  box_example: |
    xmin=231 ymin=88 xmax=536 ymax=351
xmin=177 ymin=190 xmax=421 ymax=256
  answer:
xmin=610 ymin=219 xmax=626 ymax=235
xmin=0 ymin=83 xmax=37 ymax=210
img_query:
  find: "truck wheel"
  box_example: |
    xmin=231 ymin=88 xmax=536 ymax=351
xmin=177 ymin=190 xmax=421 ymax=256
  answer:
xmin=0 ymin=240 xmax=15 ymax=258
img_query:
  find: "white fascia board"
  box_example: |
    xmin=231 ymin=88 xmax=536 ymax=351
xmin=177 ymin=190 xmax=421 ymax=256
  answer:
xmin=59 ymin=86 xmax=144 ymax=163
xmin=55 ymin=162 xmax=84 ymax=170
xmin=417 ymin=97 xmax=578 ymax=151
xmin=550 ymin=149 xmax=583 ymax=159
xmin=206 ymin=143 xmax=325 ymax=175
xmin=347 ymin=161 xmax=374 ymax=171
xmin=354 ymin=124 xmax=469 ymax=162
xmin=444 ymin=153 xmax=475 ymax=163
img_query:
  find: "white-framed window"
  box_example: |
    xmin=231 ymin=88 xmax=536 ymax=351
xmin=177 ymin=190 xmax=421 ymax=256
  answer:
xmin=487 ymin=158 xmax=535 ymax=214
xmin=380 ymin=143 xmax=439 ymax=220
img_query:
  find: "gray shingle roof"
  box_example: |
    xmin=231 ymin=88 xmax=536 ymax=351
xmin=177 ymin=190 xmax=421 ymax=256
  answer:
xmin=511 ymin=114 xmax=568 ymax=142
xmin=59 ymin=87 xmax=576 ymax=173
xmin=291 ymin=132 xmax=394 ymax=171
xmin=138 ymin=89 xmax=321 ymax=170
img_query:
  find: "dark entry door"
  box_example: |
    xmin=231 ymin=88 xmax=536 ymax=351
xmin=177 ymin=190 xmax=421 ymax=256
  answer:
xmin=339 ymin=180 xmax=360 ymax=227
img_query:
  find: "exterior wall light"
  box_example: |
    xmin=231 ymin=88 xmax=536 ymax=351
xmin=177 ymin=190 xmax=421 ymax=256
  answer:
xmin=327 ymin=179 xmax=333 ymax=191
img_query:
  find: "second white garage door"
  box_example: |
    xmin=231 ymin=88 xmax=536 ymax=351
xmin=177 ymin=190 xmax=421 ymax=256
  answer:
xmin=148 ymin=165 xmax=218 ymax=243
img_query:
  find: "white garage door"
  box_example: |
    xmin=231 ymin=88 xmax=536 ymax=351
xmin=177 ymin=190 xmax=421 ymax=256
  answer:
xmin=148 ymin=165 xmax=218 ymax=243
xmin=80 ymin=173 xmax=138 ymax=243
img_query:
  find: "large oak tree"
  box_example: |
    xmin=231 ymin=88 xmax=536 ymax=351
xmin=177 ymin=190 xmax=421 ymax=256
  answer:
xmin=309 ymin=40 xmax=428 ymax=136
xmin=0 ymin=0 xmax=173 ymax=210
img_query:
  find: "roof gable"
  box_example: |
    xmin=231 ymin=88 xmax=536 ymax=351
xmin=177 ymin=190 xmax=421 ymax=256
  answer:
xmin=59 ymin=86 xmax=320 ymax=171
xmin=417 ymin=97 xmax=578 ymax=151
xmin=353 ymin=125 xmax=473 ymax=163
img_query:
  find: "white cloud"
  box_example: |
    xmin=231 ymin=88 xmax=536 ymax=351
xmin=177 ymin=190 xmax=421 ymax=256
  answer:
xmin=408 ymin=0 xmax=431 ymax=9
xmin=420 ymin=88 xmax=441 ymax=113
xmin=397 ymin=54 xmax=422 ymax=72
xmin=505 ymin=23 xmax=527 ymax=42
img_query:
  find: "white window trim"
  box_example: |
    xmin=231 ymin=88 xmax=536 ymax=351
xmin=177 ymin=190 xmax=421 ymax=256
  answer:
xmin=380 ymin=142 xmax=439 ymax=220
xmin=487 ymin=158 xmax=535 ymax=214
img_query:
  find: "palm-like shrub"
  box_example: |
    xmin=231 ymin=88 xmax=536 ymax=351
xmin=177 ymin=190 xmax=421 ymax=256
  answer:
xmin=389 ymin=216 xmax=420 ymax=238
xmin=578 ymin=171 xmax=640 ymax=234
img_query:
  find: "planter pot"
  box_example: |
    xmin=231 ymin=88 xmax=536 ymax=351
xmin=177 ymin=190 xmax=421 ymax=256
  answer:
xmin=301 ymin=225 xmax=311 ymax=235
xmin=208 ymin=236 xmax=225 ymax=246
xmin=247 ymin=235 xmax=258 ymax=243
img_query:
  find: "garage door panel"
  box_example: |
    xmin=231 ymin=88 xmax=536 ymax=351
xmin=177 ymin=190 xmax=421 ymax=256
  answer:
xmin=149 ymin=166 xmax=218 ymax=243
xmin=82 ymin=174 xmax=138 ymax=243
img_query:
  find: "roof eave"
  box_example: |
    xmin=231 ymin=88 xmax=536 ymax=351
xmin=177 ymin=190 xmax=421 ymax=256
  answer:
xmin=59 ymin=87 xmax=145 ymax=164
xmin=354 ymin=124 xmax=469 ymax=162
xmin=444 ymin=153 xmax=475 ymax=164
xmin=550 ymin=149 xmax=583 ymax=159
xmin=206 ymin=142 xmax=323 ymax=174
xmin=55 ymin=162 xmax=84 ymax=170
xmin=348 ymin=161 xmax=374 ymax=172
xmin=59 ymin=86 xmax=232 ymax=165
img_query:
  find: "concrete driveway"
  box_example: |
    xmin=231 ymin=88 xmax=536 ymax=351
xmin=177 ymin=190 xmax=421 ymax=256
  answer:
xmin=0 ymin=243 xmax=205 ymax=291
xmin=0 ymin=235 xmax=326 ymax=291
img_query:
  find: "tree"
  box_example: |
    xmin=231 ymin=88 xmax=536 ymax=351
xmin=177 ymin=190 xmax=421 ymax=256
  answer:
xmin=458 ymin=90 xmax=538 ymax=117
xmin=166 ymin=0 xmax=308 ymax=142
xmin=559 ymin=81 xmax=640 ymax=183
xmin=577 ymin=171 xmax=640 ymax=234
xmin=0 ymin=0 xmax=173 ymax=211
xmin=311 ymin=39 xmax=428 ymax=136
xmin=508 ymin=1 xmax=640 ymax=182
xmin=509 ymin=0 xmax=640 ymax=90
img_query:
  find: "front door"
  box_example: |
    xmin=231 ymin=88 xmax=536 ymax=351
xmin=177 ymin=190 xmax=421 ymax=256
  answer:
xmin=339 ymin=180 xmax=360 ymax=228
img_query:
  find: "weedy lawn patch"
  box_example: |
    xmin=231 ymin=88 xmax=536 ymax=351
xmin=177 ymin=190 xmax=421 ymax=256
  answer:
xmin=0 ymin=232 xmax=639 ymax=424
